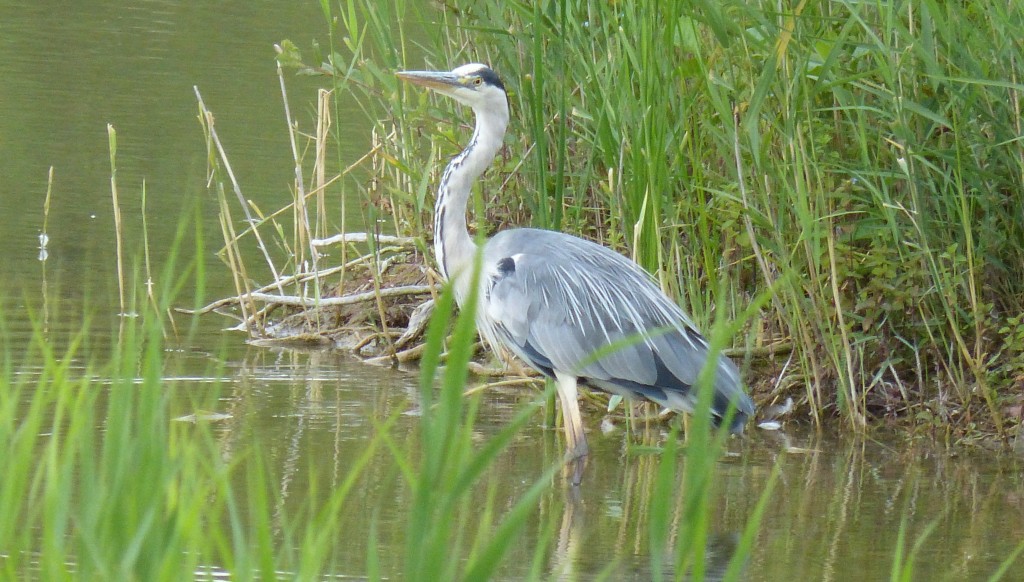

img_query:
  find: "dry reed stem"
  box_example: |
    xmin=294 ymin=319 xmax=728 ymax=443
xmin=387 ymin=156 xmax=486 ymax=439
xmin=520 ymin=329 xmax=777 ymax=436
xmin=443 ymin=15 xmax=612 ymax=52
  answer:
xmin=42 ymin=166 xmax=53 ymax=241
xmin=218 ymin=140 xmax=382 ymax=251
xmin=194 ymin=86 xmax=284 ymax=295
xmin=315 ymin=88 xmax=330 ymax=237
xmin=277 ymin=61 xmax=316 ymax=280
xmin=218 ymin=194 xmax=257 ymax=334
xmin=40 ymin=167 xmax=54 ymax=329
xmin=108 ymin=124 xmax=126 ymax=316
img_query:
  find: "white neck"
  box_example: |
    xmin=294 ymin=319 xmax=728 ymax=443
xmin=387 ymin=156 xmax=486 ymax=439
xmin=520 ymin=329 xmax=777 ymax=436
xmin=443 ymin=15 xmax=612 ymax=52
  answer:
xmin=434 ymin=99 xmax=509 ymax=304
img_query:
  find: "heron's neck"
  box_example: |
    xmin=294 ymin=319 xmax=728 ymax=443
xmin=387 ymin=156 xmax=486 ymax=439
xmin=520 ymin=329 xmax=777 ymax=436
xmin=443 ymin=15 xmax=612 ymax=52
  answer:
xmin=434 ymin=104 xmax=508 ymax=299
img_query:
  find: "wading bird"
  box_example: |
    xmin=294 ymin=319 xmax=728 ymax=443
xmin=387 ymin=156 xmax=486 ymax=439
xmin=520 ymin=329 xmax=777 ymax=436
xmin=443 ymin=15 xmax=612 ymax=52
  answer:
xmin=398 ymin=63 xmax=754 ymax=484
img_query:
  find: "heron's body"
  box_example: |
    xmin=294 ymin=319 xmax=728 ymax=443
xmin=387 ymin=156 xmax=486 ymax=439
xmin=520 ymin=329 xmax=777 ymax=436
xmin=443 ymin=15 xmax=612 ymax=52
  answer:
xmin=398 ymin=64 xmax=754 ymax=483
xmin=480 ymin=227 xmax=746 ymax=426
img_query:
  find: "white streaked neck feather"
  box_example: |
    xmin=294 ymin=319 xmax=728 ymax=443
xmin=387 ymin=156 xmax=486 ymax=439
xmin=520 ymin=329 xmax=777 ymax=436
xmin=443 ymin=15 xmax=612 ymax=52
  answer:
xmin=434 ymin=97 xmax=509 ymax=304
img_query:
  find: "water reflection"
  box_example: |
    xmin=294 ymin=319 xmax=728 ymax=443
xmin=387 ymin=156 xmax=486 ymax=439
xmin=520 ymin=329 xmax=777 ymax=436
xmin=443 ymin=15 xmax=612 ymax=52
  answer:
xmin=8 ymin=302 xmax=1024 ymax=579
xmin=193 ymin=346 xmax=1024 ymax=580
xmin=181 ymin=345 xmax=754 ymax=579
xmin=750 ymin=429 xmax=1024 ymax=581
xmin=551 ymin=485 xmax=743 ymax=581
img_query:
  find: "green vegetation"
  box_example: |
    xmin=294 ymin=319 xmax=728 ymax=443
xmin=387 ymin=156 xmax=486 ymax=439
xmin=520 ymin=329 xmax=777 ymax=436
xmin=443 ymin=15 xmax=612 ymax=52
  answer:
xmin=6 ymin=0 xmax=1024 ymax=579
xmin=1 ymin=113 xmax=767 ymax=576
xmin=0 ymin=228 xmax=767 ymax=578
xmin=2 ymin=86 xmax=767 ymax=577
xmin=281 ymin=0 xmax=1024 ymax=436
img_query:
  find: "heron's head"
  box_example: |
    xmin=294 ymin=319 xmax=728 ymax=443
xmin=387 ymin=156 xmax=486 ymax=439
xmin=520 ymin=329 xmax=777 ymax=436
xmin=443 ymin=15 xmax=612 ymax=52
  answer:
xmin=397 ymin=63 xmax=509 ymax=120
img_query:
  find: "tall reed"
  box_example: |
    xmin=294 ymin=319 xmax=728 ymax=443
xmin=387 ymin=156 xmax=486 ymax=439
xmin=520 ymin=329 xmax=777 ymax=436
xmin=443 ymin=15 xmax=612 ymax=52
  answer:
xmin=291 ymin=0 xmax=1024 ymax=433
xmin=272 ymin=2 xmax=1024 ymax=575
xmin=278 ymin=3 xmax=784 ymax=579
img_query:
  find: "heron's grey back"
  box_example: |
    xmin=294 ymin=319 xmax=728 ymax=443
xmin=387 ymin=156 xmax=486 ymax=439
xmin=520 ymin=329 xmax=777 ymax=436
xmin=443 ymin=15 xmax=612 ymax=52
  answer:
xmin=479 ymin=228 xmax=754 ymax=428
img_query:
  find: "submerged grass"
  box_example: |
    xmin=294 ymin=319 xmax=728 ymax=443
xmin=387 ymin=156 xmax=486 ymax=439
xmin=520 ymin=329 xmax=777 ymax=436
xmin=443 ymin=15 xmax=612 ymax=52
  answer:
xmin=280 ymin=0 xmax=1024 ymax=435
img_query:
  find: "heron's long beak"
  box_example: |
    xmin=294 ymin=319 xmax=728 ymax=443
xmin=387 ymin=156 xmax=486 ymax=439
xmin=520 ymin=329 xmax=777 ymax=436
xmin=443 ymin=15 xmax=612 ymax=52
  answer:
xmin=396 ymin=70 xmax=463 ymax=92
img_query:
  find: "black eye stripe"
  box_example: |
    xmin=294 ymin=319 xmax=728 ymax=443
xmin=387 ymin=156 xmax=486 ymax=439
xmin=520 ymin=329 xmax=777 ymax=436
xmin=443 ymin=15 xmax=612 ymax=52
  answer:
xmin=476 ymin=67 xmax=505 ymax=91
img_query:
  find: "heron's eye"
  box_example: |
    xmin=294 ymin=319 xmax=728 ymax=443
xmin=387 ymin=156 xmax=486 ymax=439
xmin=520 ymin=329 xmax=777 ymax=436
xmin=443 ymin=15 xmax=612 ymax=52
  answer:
xmin=473 ymin=78 xmax=483 ymax=86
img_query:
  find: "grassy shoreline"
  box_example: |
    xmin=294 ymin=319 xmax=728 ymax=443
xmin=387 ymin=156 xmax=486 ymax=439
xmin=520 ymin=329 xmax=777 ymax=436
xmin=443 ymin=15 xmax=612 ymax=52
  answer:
xmin=256 ymin=0 xmax=1024 ymax=437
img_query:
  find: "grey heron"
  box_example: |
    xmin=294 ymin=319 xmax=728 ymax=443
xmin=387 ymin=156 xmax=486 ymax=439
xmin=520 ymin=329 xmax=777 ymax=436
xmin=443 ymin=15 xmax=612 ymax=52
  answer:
xmin=397 ymin=63 xmax=754 ymax=483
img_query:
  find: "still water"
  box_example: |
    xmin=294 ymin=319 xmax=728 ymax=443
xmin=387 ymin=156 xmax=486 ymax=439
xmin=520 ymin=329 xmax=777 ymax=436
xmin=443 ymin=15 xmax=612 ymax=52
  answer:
xmin=1 ymin=1 xmax=1022 ymax=580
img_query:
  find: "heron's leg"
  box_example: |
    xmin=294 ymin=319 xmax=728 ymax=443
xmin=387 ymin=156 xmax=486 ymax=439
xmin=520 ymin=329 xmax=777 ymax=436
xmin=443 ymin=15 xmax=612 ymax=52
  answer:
xmin=554 ymin=372 xmax=589 ymax=485
xmin=554 ymin=372 xmax=589 ymax=458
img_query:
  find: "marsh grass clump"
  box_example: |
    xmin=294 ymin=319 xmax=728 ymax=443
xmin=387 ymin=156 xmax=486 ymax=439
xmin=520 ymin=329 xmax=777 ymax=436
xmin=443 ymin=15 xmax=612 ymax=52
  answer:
xmin=0 ymin=219 xmax=561 ymax=579
xmin=262 ymin=0 xmax=1024 ymax=436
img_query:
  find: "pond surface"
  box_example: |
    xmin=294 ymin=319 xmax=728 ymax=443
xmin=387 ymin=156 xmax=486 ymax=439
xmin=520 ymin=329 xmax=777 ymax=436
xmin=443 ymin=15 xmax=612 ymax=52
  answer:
xmin=1 ymin=1 xmax=1022 ymax=580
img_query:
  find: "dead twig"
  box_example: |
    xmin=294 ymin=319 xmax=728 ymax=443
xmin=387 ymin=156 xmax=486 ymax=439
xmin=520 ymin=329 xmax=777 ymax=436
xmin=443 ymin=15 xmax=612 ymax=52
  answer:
xmin=353 ymin=331 xmax=404 ymax=353
xmin=177 ymin=248 xmax=413 ymax=316
xmin=364 ymin=342 xmax=427 ymax=365
xmin=463 ymin=377 xmax=544 ymax=398
xmin=245 ymin=285 xmax=435 ymax=308
xmin=312 ymin=233 xmax=418 ymax=247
